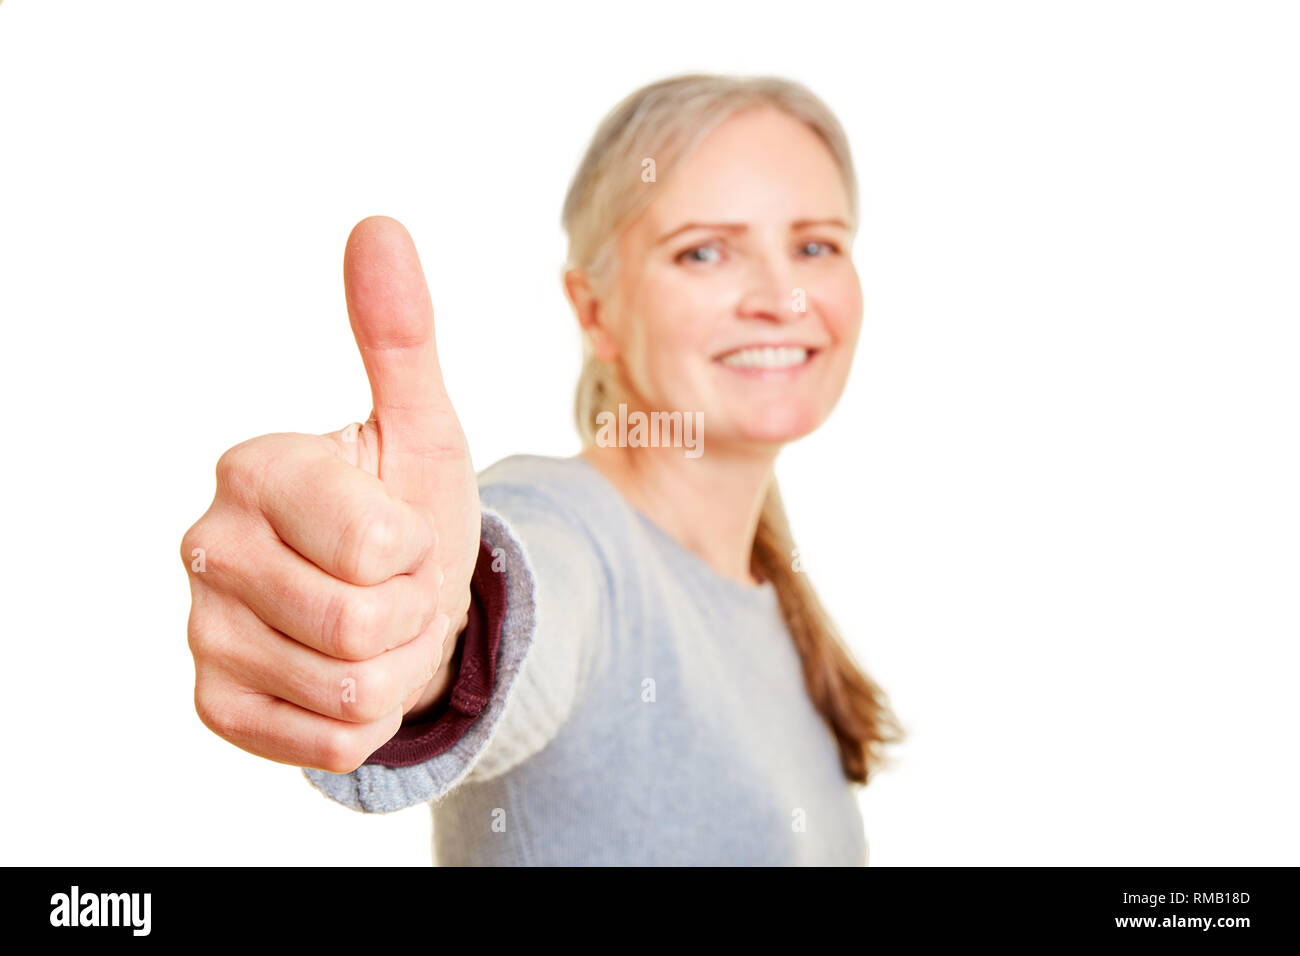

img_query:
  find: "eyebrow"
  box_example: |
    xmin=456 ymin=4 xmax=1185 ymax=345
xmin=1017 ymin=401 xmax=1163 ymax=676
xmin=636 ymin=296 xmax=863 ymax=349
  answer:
xmin=653 ymin=218 xmax=851 ymax=247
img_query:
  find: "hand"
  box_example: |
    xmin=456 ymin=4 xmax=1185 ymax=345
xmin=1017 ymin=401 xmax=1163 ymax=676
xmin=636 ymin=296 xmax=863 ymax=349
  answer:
xmin=180 ymin=216 xmax=481 ymax=774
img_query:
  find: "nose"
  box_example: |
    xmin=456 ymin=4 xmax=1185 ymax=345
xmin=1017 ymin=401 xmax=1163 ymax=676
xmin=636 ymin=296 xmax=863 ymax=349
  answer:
xmin=736 ymin=250 xmax=802 ymax=324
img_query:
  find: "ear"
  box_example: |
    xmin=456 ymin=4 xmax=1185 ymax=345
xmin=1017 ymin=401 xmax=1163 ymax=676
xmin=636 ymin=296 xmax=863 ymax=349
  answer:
xmin=564 ymin=268 xmax=620 ymax=363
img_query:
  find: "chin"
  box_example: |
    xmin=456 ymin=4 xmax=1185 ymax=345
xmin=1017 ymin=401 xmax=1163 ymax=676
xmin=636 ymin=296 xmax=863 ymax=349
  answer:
xmin=728 ymin=402 xmax=828 ymax=446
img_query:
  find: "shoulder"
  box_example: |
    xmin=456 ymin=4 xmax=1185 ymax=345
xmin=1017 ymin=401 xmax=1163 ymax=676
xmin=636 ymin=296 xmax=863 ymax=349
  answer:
xmin=475 ymin=453 xmax=642 ymax=575
xmin=477 ymin=454 xmax=625 ymax=528
xmin=478 ymin=453 xmax=598 ymax=495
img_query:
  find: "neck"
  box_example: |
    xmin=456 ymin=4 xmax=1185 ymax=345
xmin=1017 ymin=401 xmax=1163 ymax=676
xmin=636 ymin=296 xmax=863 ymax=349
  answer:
xmin=580 ymin=440 xmax=777 ymax=588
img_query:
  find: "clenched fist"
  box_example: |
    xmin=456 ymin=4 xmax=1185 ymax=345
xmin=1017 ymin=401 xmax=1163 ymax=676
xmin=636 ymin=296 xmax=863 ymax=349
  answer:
xmin=181 ymin=216 xmax=481 ymax=774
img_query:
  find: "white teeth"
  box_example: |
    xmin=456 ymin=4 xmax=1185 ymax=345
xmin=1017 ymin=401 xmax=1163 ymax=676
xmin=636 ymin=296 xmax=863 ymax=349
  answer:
xmin=719 ymin=346 xmax=810 ymax=369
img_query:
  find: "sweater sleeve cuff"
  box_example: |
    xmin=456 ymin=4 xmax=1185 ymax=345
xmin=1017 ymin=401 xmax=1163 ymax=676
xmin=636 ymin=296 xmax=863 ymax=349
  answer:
xmin=303 ymin=507 xmax=541 ymax=813
xmin=362 ymin=535 xmax=507 ymax=768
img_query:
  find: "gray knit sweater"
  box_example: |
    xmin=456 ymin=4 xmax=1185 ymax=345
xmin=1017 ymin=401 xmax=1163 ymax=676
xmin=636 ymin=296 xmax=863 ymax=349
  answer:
xmin=303 ymin=454 xmax=868 ymax=865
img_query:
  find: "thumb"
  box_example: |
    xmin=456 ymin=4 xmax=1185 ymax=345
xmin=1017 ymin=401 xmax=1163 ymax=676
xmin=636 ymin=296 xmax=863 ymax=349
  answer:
xmin=343 ymin=215 xmax=463 ymax=507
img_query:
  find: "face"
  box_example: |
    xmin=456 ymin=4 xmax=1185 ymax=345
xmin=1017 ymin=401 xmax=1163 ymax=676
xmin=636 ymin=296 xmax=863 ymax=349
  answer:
xmin=583 ymin=106 xmax=863 ymax=451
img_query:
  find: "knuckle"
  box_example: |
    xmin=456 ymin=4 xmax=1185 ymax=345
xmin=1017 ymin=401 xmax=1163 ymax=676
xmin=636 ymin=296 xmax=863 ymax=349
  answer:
xmin=179 ymin=522 xmax=201 ymax=570
xmin=419 ymin=410 xmax=471 ymax=460
xmin=352 ymin=660 xmax=404 ymax=722
xmin=315 ymin=725 xmax=368 ymax=775
xmin=215 ymin=440 xmax=264 ymax=502
xmin=193 ymin=677 xmax=235 ymax=739
xmin=186 ymin=616 xmax=222 ymax=662
xmin=181 ymin=516 xmax=230 ymax=579
xmin=326 ymin=590 xmax=385 ymax=660
xmin=336 ymin=511 xmax=400 ymax=585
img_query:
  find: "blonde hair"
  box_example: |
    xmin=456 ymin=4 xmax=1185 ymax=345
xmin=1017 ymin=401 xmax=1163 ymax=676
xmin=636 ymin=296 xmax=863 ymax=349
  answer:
xmin=561 ymin=73 xmax=904 ymax=784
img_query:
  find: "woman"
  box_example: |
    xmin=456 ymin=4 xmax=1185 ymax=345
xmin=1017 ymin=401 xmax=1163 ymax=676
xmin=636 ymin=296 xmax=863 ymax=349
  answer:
xmin=181 ymin=73 xmax=904 ymax=865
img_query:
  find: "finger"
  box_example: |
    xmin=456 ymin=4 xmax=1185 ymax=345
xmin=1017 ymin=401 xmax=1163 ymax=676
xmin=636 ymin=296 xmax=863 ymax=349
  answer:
xmin=343 ymin=216 xmax=461 ymax=507
xmin=256 ymin=441 xmax=437 ymax=586
xmin=212 ymin=601 xmax=448 ymax=724
xmin=195 ymin=669 xmax=406 ymax=774
xmin=205 ymin=519 xmax=442 ymax=660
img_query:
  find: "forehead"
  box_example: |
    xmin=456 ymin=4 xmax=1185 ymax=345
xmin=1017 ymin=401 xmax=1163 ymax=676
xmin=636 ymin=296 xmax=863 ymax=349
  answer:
xmin=635 ymin=107 xmax=851 ymax=237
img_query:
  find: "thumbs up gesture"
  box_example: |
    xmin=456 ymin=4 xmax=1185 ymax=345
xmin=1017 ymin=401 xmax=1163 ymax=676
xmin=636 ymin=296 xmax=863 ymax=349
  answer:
xmin=181 ymin=217 xmax=481 ymax=774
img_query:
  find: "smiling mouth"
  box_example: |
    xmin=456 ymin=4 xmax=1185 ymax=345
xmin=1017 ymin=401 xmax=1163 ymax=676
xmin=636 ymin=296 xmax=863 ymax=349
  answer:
xmin=715 ymin=345 xmax=818 ymax=371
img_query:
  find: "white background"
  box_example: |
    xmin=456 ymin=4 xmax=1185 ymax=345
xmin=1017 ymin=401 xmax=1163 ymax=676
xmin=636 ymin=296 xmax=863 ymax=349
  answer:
xmin=1 ymin=0 xmax=1296 ymax=865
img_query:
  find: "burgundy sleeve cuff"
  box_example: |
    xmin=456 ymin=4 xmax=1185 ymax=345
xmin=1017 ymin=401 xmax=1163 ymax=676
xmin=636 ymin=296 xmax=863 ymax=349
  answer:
xmin=362 ymin=536 xmax=507 ymax=769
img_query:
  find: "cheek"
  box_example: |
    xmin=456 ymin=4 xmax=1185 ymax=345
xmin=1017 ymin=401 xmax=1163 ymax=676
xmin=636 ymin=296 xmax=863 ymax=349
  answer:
xmin=820 ymin=266 xmax=864 ymax=344
xmin=630 ymin=272 xmax=721 ymax=387
xmin=814 ymin=268 xmax=863 ymax=405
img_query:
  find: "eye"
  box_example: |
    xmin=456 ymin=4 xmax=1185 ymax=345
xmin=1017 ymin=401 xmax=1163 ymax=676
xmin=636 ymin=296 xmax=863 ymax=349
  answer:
xmin=798 ymin=240 xmax=841 ymax=257
xmin=675 ymin=243 xmax=723 ymax=265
